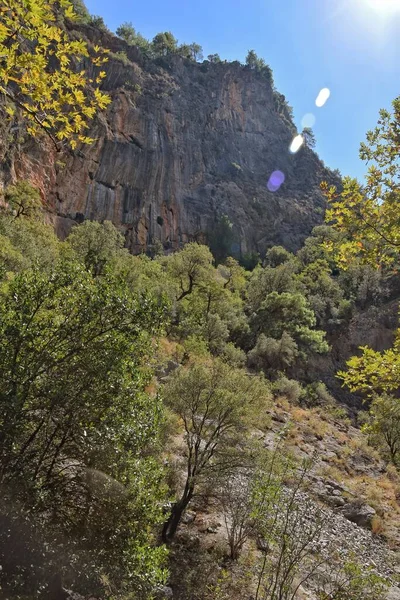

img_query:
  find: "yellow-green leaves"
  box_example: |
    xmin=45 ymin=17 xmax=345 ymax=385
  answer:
xmin=322 ymin=97 xmax=400 ymax=270
xmin=0 ymin=0 xmax=111 ymax=148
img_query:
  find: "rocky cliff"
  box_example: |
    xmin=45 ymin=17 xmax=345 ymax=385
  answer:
xmin=3 ymin=24 xmax=335 ymax=256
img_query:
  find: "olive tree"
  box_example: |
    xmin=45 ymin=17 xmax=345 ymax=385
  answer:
xmin=162 ymin=359 xmax=270 ymax=541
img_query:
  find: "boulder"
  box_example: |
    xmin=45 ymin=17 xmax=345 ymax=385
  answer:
xmin=155 ymin=585 xmax=174 ymax=599
xmin=181 ymin=509 xmax=196 ymax=524
xmin=341 ymin=502 xmax=376 ymax=528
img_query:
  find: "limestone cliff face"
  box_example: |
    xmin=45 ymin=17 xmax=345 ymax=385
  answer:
xmin=5 ymin=25 xmax=335 ymax=255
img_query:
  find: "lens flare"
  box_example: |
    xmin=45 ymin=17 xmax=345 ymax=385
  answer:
xmin=267 ymin=170 xmax=285 ymax=191
xmin=315 ymin=88 xmax=331 ymax=108
xmin=301 ymin=113 xmax=316 ymax=128
xmin=289 ymin=135 xmax=304 ymax=154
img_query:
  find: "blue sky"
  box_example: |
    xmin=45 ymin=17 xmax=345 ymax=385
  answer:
xmin=85 ymin=0 xmax=400 ymax=179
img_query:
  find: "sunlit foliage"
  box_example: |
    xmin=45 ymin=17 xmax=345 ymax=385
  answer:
xmin=0 ymin=0 xmax=110 ymax=148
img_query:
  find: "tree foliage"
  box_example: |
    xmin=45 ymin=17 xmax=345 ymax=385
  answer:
xmin=246 ymin=49 xmax=266 ymax=70
xmin=4 ymin=180 xmax=42 ymax=219
xmin=66 ymin=219 xmax=126 ymax=275
xmin=326 ymin=97 xmax=400 ymax=450
xmin=361 ymin=394 xmax=400 ymax=466
xmin=0 ymin=260 xmax=168 ymax=596
xmin=0 ymin=0 xmax=110 ymax=148
xmin=162 ymin=359 xmax=270 ymax=540
xmin=322 ymin=96 xmax=400 ymax=269
xmin=151 ymin=31 xmax=178 ymax=56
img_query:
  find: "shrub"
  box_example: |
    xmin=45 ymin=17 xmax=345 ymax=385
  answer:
xmin=273 ymin=376 xmax=302 ymax=403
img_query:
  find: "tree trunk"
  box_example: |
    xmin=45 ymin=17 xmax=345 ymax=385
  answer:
xmin=162 ymin=490 xmax=193 ymax=542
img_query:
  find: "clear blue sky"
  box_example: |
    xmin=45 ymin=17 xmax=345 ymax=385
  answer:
xmin=85 ymin=0 xmax=400 ymax=180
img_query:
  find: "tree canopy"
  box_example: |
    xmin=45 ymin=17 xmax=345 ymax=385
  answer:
xmin=0 ymin=0 xmax=110 ymax=148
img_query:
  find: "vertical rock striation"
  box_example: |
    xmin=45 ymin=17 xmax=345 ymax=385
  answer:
xmin=3 ymin=25 xmax=336 ymax=256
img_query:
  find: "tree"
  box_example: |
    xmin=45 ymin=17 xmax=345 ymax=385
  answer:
xmin=177 ymin=43 xmax=192 ymax=59
xmin=322 ymin=97 xmax=400 ymax=269
xmin=216 ymin=467 xmax=255 ymax=560
xmin=314 ymin=557 xmax=388 ymax=600
xmin=302 ymin=127 xmax=316 ymax=149
xmin=116 ymin=21 xmax=150 ymax=53
xmin=247 ymin=263 xmax=297 ymax=312
xmin=66 ymin=220 xmax=126 ymax=275
xmin=0 ymin=210 xmax=60 ymax=273
xmin=4 ymin=181 xmax=42 ymax=219
xmin=217 ymin=256 xmax=247 ymax=293
xmin=116 ymin=21 xmax=137 ymax=44
xmin=207 ymin=53 xmax=222 ymax=63
xmin=209 ymin=214 xmax=235 ymax=264
xmin=151 ymin=31 xmax=178 ymax=56
xmin=361 ymin=395 xmax=400 ymax=466
xmin=164 ymin=242 xmax=214 ymax=302
xmin=0 ymin=0 xmax=110 ymax=149
xmin=251 ymin=452 xmax=327 ymax=600
xmin=0 ymin=261 xmax=168 ymax=595
xmin=295 ymin=259 xmax=349 ymax=328
xmin=265 ymin=246 xmax=293 ymax=268
xmin=245 ymin=49 xmax=266 ymax=70
xmin=248 ymin=332 xmax=299 ymax=374
xmin=70 ymin=0 xmax=90 ymax=23
xmin=322 ymin=96 xmax=400 ymax=469
xmin=161 ymin=359 xmax=270 ymax=541
xmin=251 ymin=291 xmax=329 ymax=356
xmin=88 ymin=14 xmax=109 ymax=30
xmin=189 ymin=42 xmax=203 ymax=61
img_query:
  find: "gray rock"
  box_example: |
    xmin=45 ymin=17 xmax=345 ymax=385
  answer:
xmin=342 ymin=502 xmax=376 ymax=528
xmin=155 ymin=585 xmax=174 ymax=599
xmin=181 ymin=510 xmax=196 ymax=524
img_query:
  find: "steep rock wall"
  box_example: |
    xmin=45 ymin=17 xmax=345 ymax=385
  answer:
xmin=3 ymin=25 xmax=335 ymax=256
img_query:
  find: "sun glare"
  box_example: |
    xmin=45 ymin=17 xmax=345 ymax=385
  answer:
xmin=366 ymin=0 xmax=400 ymax=12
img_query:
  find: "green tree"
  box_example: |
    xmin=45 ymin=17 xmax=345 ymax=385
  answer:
xmin=116 ymin=21 xmax=137 ymax=44
xmin=302 ymin=126 xmax=316 ymax=149
xmin=247 ymin=263 xmax=297 ymax=312
xmin=251 ymin=453 xmax=326 ymax=600
xmin=4 ymin=180 xmax=42 ymax=219
xmin=0 ymin=212 xmax=60 ymax=273
xmin=116 ymin=21 xmax=150 ymax=53
xmin=162 ymin=359 xmax=270 ymax=541
xmin=164 ymin=242 xmax=214 ymax=301
xmin=320 ymin=97 xmax=400 ymax=471
xmin=151 ymin=31 xmax=178 ymax=56
xmin=70 ymin=0 xmax=90 ymax=23
xmin=177 ymin=43 xmax=192 ymax=59
xmin=265 ymin=246 xmax=294 ymax=268
xmin=209 ymin=214 xmax=235 ymax=264
xmin=189 ymin=42 xmax=203 ymax=61
xmin=0 ymin=0 xmax=110 ymax=148
xmin=248 ymin=332 xmax=299 ymax=374
xmin=245 ymin=49 xmax=266 ymax=70
xmin=322 ymin=97 xmax=400 ymax=269
xmin=0 ymin=261 xmax=167 ymax=595
xmin=295 ymin=259 xmax=350 ymax=327
xmin=251 ymin=291 xmax=329 ymax=356
xmin=361 ymin=394 xmax=400 ymax=466
xmin=66 ymin=220 xmax=126 ymax=275
xmin=207 ymin=53 xmax=222 ymax=63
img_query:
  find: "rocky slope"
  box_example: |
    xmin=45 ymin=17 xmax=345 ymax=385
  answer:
xmin=2 ymin=24 xmax=335 ymax=256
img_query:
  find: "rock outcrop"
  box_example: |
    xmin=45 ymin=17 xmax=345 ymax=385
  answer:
xmin=2 ymin=24 xmax=336 ymax=256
